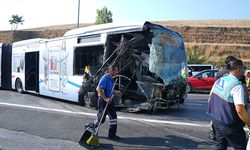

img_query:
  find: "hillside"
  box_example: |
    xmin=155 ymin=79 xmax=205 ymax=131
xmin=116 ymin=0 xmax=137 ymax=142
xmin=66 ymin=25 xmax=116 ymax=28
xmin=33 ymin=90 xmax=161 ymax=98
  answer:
xmin=19 ymin=20 xmax=250 ymax=31
xmin=161 ymin=20 xmax=250 ymax=65
xmin=156 ymin=20 xmax=250 ymax=27
xmin=1 ymin=20 xmax=250 ymax=66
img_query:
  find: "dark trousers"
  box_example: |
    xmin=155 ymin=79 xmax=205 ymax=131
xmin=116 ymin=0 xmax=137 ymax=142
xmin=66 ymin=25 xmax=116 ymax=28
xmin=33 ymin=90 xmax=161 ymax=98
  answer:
xmin=95 ymin=97 xmax=117 ymax=137
xmin=212 ymin=118 xmax=246 ymax=150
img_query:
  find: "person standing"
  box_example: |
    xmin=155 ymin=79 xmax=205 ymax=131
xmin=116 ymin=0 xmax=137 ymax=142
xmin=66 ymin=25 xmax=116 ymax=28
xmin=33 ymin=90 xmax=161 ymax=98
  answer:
xmin=216 ymin=56 xmax=236 ymax=79
xmin=216 ymin=56 xmax=249 ymax=106
xmin=210 ymin=56 xmax=250 ymax=140
xmin=85 ymin=64 xmax=121 ymax=141
xmin=208 ymin=59 xmax=250 ymax=149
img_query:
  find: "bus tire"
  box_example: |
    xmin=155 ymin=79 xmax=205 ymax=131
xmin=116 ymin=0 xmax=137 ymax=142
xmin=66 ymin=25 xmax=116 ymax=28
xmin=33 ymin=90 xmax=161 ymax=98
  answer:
xmin=87 ymin=92 xmax=98 ymax=110
xmin=78 ymin=93 xmax=86 ymax=106
xmin=16 ymin=79 xmax=24 ymax=94
xmin=78 ymin=92 xmax=98 ymax=109
xmin=179 ymin=98 xmax=185 ymax=104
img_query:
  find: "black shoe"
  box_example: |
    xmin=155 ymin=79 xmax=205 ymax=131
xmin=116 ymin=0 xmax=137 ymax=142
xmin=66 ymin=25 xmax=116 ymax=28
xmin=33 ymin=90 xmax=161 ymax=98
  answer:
xmin=108 ymin=135 xmax=121 ymax=141
xmin=85 ymin=122 xmax=95 ymax=129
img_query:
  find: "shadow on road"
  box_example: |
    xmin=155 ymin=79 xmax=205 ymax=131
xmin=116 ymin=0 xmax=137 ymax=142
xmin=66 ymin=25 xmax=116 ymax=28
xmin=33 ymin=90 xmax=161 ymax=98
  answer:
xmin=164 ymin=134 xmax=214 ymax=149
xmin=79 ymin=141 xmax=114 ymax=150
xmin=81 ymin=134 xmax=215 ymax=150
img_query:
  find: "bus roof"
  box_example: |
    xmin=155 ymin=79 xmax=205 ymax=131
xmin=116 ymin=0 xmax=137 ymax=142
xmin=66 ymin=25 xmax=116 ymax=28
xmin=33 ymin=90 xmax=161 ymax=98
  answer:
xmin=63 ymin=21 xmax=149 ymax=37
xmin=12 ymin=38 xmax=47 ymax=47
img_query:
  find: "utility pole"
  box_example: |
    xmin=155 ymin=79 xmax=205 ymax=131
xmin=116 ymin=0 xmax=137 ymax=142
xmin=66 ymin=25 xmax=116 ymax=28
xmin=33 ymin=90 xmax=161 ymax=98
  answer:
xmin=77 ymin=0 xmax=80 ymax=28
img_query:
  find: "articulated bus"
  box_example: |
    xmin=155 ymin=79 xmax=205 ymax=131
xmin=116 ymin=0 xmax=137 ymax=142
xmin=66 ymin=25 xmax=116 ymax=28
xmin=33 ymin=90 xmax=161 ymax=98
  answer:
xmin=0 ymin=21 xmax=187 ymax=111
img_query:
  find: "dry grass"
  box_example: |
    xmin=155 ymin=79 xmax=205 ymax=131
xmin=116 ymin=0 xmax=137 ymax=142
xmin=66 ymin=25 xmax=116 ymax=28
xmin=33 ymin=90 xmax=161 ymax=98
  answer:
xmin=185 ymin=43 xmax=250 ymax=66
xmin=154 ymin=20 xmax=250 ymax=27
xmin=22 ymin=23 xmax=94 ymax=31
xmin=18 ymin=20 xmax=250 ymax=31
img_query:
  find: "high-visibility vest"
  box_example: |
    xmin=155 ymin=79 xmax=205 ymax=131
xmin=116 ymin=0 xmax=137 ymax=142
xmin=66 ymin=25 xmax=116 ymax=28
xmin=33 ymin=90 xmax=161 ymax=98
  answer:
xmin=208 ymin=75 xmax=244 ymax=127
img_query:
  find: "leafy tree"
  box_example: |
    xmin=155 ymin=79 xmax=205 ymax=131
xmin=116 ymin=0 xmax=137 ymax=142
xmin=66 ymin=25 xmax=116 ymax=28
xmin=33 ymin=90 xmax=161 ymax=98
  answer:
xmin=9 ymin=14 xmax=24 ymax=30
xmin=186 ymin=46 xmax=207 ymax=64
xmin=216 ymin=58 xmax=226 ymax=69
xmin=95 ymin=6 xmax=113 ymax=24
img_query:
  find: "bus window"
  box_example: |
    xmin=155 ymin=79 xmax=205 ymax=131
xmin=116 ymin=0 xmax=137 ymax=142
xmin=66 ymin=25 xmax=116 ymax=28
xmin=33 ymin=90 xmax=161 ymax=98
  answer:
xmin=73 ymin=45 xmax=104 ymax=75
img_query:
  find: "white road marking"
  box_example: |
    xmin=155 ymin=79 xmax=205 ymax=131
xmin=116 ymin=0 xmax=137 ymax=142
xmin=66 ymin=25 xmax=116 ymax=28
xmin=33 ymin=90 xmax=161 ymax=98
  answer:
xmin=119 ymin=116 xmax=207 ymax=127
xmin=0 ymin=102 xmax=96 ymax=116
xmin=185 ymin=103 xmax=203 ymax=106
xmin=0 ymin=102 xmax=209 ymax=127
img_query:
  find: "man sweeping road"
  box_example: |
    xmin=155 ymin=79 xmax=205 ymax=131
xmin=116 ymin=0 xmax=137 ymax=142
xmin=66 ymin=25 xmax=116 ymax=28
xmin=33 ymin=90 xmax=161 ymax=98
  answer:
xmin=85 ymin=64 xmax=122 ymax=142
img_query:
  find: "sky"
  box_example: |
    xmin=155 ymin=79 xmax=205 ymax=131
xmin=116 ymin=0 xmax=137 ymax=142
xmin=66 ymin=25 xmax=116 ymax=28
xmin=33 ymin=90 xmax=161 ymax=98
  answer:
xmin=0 ymin=0 xmax=249 ymax=30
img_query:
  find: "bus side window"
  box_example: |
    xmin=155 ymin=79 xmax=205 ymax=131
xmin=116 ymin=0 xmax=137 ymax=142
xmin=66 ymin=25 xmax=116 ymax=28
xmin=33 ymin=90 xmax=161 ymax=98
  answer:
xmin=73 ymin=45 xmax=104 ymax=75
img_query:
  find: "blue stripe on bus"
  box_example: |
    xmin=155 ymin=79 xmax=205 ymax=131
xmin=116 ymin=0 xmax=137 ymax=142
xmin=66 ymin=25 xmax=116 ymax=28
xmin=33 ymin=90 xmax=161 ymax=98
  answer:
xmin=39 ymin=80 xmax=81 ymax=88
xmin=67 ymin=80 xmax=81 ymax=88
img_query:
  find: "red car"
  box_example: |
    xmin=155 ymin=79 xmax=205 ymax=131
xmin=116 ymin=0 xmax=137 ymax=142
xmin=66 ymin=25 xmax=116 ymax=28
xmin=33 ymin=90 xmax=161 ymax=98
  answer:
xmin=187 ymin=69 xmax=218 ymax=93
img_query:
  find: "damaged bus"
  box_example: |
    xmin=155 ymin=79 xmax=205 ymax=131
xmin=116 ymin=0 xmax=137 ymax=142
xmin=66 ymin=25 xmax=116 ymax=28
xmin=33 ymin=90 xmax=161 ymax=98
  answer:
xmin=3 ymin=21 xmax=187 ymax=112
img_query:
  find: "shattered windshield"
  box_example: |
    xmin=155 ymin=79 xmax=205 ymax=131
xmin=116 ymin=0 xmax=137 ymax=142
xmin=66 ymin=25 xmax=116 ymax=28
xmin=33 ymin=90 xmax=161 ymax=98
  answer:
xmin=149 ymin=26 xmax=187 ymax=85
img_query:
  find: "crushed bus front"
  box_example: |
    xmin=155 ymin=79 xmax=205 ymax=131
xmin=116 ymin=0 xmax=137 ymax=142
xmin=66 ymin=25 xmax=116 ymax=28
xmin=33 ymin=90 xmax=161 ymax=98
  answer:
xmin=78 ymin=22 xmax=187 ymax=112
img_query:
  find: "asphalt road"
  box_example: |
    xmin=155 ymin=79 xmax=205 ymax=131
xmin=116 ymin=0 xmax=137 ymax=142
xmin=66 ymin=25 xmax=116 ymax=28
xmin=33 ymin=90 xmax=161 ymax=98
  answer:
xmin=0 ymin=90 xmax=217 ymax=150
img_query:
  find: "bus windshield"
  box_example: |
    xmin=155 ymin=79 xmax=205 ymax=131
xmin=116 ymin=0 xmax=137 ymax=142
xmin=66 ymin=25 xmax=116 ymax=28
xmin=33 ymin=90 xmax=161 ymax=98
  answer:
xmin=149 ymin=26 xmax=187 ymax=85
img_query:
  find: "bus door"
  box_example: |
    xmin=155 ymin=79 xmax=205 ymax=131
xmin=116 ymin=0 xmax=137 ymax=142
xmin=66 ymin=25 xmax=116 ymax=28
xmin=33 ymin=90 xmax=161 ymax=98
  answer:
xmin=25 ymin=52 xmax=39 ymax=93
xmin=1 ymin=43 xmax=12 ymax=90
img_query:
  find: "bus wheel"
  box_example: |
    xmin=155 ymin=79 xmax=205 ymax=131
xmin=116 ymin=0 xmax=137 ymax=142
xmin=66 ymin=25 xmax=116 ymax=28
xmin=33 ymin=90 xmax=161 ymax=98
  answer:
xmin=85 ymin=92 xmax=98 ymax=110
xmin=78 ymin=92 xmax=98 ymax=109
xmin=78 ymin=93 xmax=86 ymax=106
xmin=179 ymin=98 xmax=185 ymax=104
xmin=16 ymin=79 xmax=23 ymax=94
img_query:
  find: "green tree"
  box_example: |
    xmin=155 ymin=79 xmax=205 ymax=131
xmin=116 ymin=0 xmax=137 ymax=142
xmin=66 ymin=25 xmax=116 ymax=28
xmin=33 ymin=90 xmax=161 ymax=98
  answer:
xmin=216 ymin=58 xmax=226 ymax=69
xmin=95 ymin=6 xmax=113 ymax=24
xmin=186 ymin=47 xmax=207 ymax=64
xmin=9 ymin=14 xmax=24 ymax=30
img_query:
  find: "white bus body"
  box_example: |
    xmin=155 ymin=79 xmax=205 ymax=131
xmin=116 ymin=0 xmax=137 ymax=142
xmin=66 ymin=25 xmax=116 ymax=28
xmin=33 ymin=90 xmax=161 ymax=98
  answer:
xmin=10 ymin=22 xmax=144 ymax=102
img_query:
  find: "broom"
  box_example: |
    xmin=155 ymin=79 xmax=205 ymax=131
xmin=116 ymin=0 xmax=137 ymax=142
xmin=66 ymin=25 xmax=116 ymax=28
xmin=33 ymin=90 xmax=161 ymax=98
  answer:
xmin=86 ymin=79 xmax=117 ymax=147
xmin=79 ymin=125 xmax=95 ymax=145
